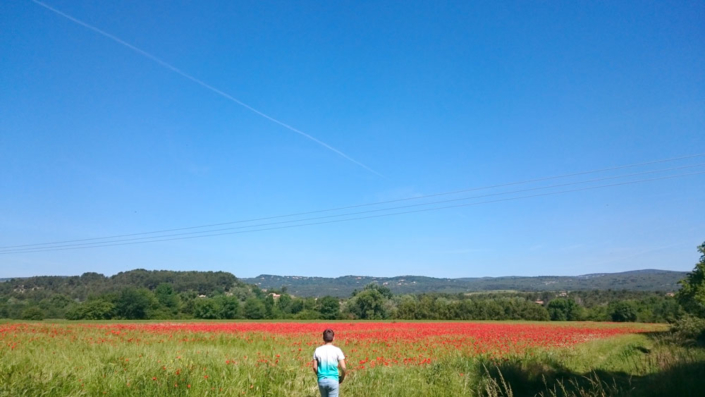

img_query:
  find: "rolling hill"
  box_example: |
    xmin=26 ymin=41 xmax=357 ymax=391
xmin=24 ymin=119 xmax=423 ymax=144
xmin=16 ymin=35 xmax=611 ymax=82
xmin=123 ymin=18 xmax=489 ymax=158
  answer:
xmin=243 ymin=269 xmax=686 ymax=297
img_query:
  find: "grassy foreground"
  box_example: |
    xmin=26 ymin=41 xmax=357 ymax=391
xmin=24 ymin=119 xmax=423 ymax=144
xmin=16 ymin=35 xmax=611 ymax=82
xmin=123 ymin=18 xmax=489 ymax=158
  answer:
xmin=0 ymin=321 xmax=702 ymax=396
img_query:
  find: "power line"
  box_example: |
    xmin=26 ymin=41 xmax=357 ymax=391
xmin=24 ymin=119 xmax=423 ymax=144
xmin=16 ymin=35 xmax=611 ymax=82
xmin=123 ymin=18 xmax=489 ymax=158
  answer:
xmin=3 ymin=169 xmax=703 ymax=255
xmin=30 ymin=0 xmax=382 ymax=177
xmin=3 ymin=162 xmax=703 ymax=252
xmin=3 ymin=152 xmax=704 ymax=250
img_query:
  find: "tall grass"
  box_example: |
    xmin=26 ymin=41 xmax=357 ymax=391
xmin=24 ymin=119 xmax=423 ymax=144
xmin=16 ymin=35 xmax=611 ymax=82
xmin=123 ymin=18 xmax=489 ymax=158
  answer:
xmin=477 ymin=333 xmax=705 ymax=397
xmin=0 ymin=321 xmax=702 ymax=396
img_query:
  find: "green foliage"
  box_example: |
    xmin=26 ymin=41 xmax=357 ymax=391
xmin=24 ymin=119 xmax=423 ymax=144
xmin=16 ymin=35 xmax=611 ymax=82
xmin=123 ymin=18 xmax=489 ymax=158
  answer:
xmin=347 ymin=287 xmax=387 ymax=319
xmin=20 ymin=306 xmax=44 ymax=320
xmin=293 ymin=309 xmax=322 ymax=320
xmin=65 ymin=300 xmax=116 ymax=320
xmin=677 ymin=242 xmax=705 ymax=318
xmin=318 ymin=296 xmax=340 ymax=320
xmin=671 ymin=315 xmax=705 ymax=343
xmin=3 ymin=322 xmax=705 ymax=397
xmin=244 ymin=298 xmax=266 ymax=319
xmin=393 ymin=294 xmax=550 ymax=321
xmin=276 ymin=293 xmax=293 ymax=314
xmin=49 ymin=294 xmax=73 ymax=309
xmin=193 ymin=298 xmax=220 ymax=319
xmin=363 ymin=283 xmax=393 ymax=299
xmin=245 ymin=270 xmax=686 ymax=297
xmin=263 ymin=294 xmax=281 ymax=319
xmin=547 ymin=298 xmax=583 ymax=321
xmin=115 ymin=288 xmax=156 ymax=320
xmin=154 ymin=283 xmax=180 ymax=313
xmin=610 ymin=301 xmax=638 ymax=322
xmin=0 ymin=269 xmax=242 ymax=301
xmin=215 ymin=295 xmax=241 ymax=319
xmin=289 ymin=298 xmax=304 ymax=315
xmin=0 ymin=266 xmax=691 ymax=323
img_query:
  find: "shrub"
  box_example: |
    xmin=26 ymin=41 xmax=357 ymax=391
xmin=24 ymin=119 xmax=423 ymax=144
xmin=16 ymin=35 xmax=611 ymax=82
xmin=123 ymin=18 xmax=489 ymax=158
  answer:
xmin=611 ymin=301 xmax=638 ymax=322
xmin=21 ymin=306 xmax=45 ymax=321
xmin=65 ymin=300 xmax=115 ymax=320
xmin=294 ymin=309 xmax=322 ymax=320
xmin=670 ymin=315 xmax=705 ymax=343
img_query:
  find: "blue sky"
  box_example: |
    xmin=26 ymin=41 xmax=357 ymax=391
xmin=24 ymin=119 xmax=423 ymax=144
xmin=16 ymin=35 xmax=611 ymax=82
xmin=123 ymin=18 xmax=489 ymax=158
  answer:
xmin=1 ymin=0 xmax=703 ymax=278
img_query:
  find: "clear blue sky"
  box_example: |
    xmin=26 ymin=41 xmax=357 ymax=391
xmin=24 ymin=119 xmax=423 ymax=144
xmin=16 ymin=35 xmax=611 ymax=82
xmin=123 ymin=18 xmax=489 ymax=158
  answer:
xmin=1 ymin=0 xmax=703 ymax=278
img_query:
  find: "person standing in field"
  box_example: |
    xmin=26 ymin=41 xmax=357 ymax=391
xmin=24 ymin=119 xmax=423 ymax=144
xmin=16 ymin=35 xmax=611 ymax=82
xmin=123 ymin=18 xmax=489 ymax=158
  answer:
xmin=312 ymin=328 xmax=347 ymax=397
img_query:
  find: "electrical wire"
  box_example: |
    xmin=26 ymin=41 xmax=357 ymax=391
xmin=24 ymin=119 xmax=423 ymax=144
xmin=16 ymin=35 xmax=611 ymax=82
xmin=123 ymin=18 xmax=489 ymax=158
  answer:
xmin=2 ymin=152 xmax=703 ymax=251
xmin=2 ymin=162 xmax=703 ymax=252
xmin=2 ymin=169 xmax=703 ymax=255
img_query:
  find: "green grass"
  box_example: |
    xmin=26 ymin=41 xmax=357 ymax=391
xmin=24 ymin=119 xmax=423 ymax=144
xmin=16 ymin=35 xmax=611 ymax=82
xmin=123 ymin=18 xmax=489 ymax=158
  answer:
xmin=0 ymin=321 xmax=702 ymax=396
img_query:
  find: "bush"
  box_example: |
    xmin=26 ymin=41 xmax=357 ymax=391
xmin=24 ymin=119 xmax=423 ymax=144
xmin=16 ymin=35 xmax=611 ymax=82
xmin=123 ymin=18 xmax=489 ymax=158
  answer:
xmin=65 ymin=300 xmax=115 ymax=320
xmin=194 ymin=298 xmax=220 ymax=319
xmin=21 ymin=307 xmax=45 ymax=321
xmin=294 ymin=309 xmax=322 ymax=320
xmin=243 ymin=298 xmax=266 ymax=319
xmin=671 ymin=315 xmax=705 ymax=343
xmin=611 ymin=301 xmax=638 ymax=322
xmin=547 ymin=298 xmax=583 ymax=321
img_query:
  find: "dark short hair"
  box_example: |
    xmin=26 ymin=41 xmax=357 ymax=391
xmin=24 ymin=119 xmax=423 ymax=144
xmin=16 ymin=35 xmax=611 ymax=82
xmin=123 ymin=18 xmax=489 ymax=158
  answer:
xmin=323 ymin=329 xmax=335 ymax=342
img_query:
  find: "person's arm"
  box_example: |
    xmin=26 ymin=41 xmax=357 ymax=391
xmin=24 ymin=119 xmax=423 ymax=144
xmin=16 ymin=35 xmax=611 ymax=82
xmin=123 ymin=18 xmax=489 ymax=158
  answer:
xmin=338 ymin=359 xmax=347 ymax=384
xmin=312 ymin=358 xmax=318 ymax=375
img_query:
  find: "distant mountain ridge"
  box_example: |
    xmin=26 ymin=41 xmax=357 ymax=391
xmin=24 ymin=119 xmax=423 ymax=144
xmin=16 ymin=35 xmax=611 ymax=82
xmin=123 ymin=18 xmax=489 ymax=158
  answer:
xmin=243 ymin=269 xmax=686 ymax=297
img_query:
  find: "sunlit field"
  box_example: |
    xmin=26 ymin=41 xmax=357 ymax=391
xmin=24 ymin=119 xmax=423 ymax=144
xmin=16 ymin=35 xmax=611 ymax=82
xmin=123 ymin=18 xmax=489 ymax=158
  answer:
xmin=2 ymin=321 xmax=701 ymax=396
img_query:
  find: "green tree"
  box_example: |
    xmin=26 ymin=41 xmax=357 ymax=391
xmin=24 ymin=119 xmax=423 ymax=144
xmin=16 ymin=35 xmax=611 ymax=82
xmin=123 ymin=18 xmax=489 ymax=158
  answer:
xmin=263 ymin=294 xmax=278 ymax=319
xmin=348 ymin=288 xmax=387 ymax=319
xmin=395 ymin=295 xmax=419 ymax=319
xmin=611 ymin=301 xmax=638 ymax=322
xmin=319 ymin=296 xmax=340 ymax=320
xmin=155 ymin=283 xmax=181 ymax=313
xmin=677 ymin=242 xmax=705 ymax=318
xmin=362 ymin=283 xmax=393 ymax=299
xmin=244 ymin=298 xmax=266 ymax=319
xmin=194 ymin=298 xmax=220 ymax=319
xmin=289 ymin=298 xmax=304 ymax=315
xmin=276 ymin=294 xmax=293 ymax=314
xmin=21 ymin=306 xmax=45 ymax=321
xmin=294 ymin=309 xmax=322 ymax=320
xmin=50 ymin=295 xmax=73 ymax=309
xmin=547 ymin=298 xmax=583 ymax=321
xmin=66 ymin=300 xmax=115 ymax=320
xmin=216 ymin=295 xmax=241 ymax=319
xmin=116 ymin=288 xmax=156 ymax=319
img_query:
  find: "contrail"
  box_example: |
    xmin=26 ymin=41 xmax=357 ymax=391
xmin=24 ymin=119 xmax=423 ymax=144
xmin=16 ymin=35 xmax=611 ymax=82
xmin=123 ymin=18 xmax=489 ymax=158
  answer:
xmin=30 ymin=0 xmax=383 ymax=177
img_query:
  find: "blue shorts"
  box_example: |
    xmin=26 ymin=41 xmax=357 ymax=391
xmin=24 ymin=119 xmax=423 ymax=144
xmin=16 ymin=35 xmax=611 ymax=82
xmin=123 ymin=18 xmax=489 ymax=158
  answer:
xmin=318 ymin=378 xmax=339 ymax=397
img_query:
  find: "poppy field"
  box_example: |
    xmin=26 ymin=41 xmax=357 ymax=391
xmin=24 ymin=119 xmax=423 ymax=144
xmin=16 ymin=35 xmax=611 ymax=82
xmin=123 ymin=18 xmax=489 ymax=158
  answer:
xmin=0 ymin=321 xmax=678 ymax=396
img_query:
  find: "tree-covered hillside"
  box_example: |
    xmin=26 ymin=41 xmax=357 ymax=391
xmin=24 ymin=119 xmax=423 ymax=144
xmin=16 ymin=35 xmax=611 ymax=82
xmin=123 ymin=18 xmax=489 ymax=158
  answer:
xmin=0 ymin=266 xmax=692 ymax=324
xmin=0 ymin=269 xmax=241 ymax=301
xmin=244 ymin=270 xmax=686 ymax=297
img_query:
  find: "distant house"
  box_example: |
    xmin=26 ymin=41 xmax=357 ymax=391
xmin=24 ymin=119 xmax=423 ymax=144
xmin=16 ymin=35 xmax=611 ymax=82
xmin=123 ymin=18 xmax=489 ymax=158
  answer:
xmin=534 ymin=300 xmax=545 ymax=305
xmin=268 ymin=293 xmax=281 ymax=300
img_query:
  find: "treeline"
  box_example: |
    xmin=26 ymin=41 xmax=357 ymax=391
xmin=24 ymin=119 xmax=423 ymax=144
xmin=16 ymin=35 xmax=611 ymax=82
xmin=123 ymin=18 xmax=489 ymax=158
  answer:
xmin=343 ymin=287 xmax=681 ymax=322
xmin=0 ymin=269 xmax=683 ymax=322
xmin=0 ymin=269 xmax=243 ymax=320
xmin=0 ymin=269 xmax=238 ymax=299
xmin=245 ymin=270 xmax=686 ymax=297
